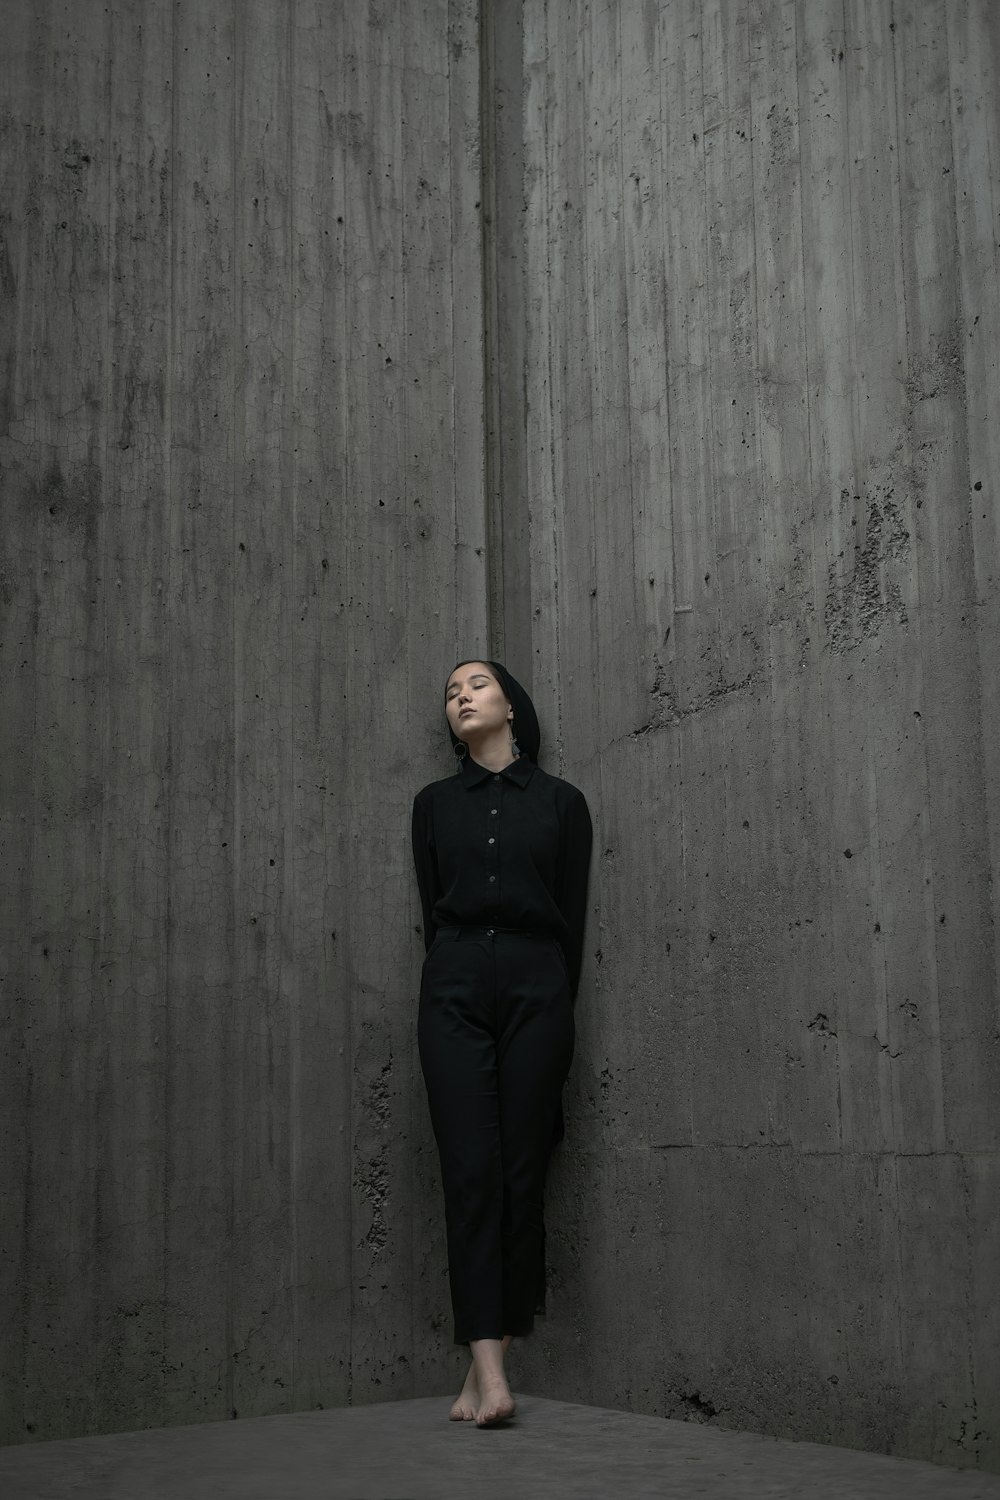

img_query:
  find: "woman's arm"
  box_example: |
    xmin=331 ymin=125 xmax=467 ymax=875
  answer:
xmin=554 ymin=787 xmax=593 ymax=1002
xmin=411 ymin=789 xmax=443 ymax=951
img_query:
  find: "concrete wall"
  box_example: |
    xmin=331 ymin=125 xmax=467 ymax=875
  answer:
xmin=1 ymin=0 xmax=488 ymax=1442
xmin=503 ymin=0 xmax=1000 ymax=1470
xmin=3 ymin=0 xmax=999 ymax=1472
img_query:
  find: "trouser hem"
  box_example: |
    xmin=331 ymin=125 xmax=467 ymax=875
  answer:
xmin=455 ymin=1319 xmax=536 ymax=1346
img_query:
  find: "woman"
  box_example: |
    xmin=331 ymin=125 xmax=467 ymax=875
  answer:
xmin=410 ymin=659 xmax=593 ymax=1427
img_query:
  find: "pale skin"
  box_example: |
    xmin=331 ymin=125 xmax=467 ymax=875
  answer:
xmin=441 ymin=662 xmax=521 ymax=1425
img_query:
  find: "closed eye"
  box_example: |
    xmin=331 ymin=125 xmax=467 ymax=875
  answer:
xmin=447 ymin=677 xmax=490 ymax=699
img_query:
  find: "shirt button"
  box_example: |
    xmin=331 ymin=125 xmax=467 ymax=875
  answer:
xmin=493 ymin=774 xmax=500 ymax=782
xmin=488 ymin=837 xmax=495 ymax=844
xmin=490 ymin=808 xmax=498 ymax=815
xmin=486 ymin=928 xmax=494 ymax=937
xmin=489 ymin=875 xmax=496 ymax=882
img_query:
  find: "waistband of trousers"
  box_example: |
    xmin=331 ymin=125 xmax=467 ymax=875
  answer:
xmin=434 ymin=925 xmax=553 ymax=940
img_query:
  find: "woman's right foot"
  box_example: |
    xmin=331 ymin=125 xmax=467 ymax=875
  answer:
xmin=475 ymin=1372 xmax=516 ymax=1426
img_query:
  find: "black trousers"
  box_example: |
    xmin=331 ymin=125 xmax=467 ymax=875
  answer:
xmin=417 ymin=926 xmax=575 ymax=1346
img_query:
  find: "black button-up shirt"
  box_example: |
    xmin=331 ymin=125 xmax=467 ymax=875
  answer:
xmin=411 ymin=752 xmax=594 ymax=1002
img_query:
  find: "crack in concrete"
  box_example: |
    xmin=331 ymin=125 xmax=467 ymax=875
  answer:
xmin=630 ymin=652 xmax=755 ymax=737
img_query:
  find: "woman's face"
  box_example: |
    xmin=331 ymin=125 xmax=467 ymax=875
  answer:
xmin=445 ymin=662 xmax=511 ymax=743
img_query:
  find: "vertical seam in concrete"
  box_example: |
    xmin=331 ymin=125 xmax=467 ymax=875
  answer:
xmin=615 ymin=2 xmax=639 ymax=615
xmin=480 ymin=0 xmax=535 ymax=689
xmin=938 ymin=8 xmax=985 ymax=1427
xmin=97 ymin=0 xmax=114 ymax=1425
xmin=163 ymin=0 xmax=178 ymax=1426
xmin=542 ymin=3 xmax=563 ymax=761
xmin=834 ymin=0 xmax=855 ymax=1106
xmin=339 ymin=11 xmax=354 ymax=1404
xmin=286 ymin=0 xmax=300 ymax=1406
xmin=479 ymin=0 xmax=504 ymax=660
xmin=227 ymin=0 xmax=240 ymax=1422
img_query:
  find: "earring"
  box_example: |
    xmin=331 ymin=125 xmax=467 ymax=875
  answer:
xmin=454 ymin=741 xmax=467 ymax=773
xmin=509 ymin=718 xmax=521 ymax=758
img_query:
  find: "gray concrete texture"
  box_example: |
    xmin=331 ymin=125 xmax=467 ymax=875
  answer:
xmin=0 ymin=0 xmax=997 ymax=1478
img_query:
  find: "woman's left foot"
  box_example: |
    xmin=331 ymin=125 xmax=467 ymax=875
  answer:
xmin=475 ymin=1373 xmax=516 ymax=1426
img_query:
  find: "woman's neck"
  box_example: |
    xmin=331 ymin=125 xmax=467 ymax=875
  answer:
xmin=465 ymin=731 xmax=518 ymax=772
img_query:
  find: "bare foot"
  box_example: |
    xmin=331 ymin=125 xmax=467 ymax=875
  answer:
xmin=449 ymin=1364 xmax=479 ymax=1421
xmin=451 ymin=1334 xmax=513 ymax=1422
xmin=475 ymin=1373 xmax=516 ymax=1426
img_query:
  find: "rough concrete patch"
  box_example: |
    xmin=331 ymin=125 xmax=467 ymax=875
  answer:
xmin=905 ymin=328 xmax=964 ymax=405
xmin=363 ymin=1058 xmax=393 ymax=1128
xmin=764 ymin=101 xmax=796 ymax=167
xmin=824 ymin=482 xmax=909 ymax=653
xmin=807 ymin=1012 xmax=837 ymax=1039
xmin=665 ymin=1385 xmax=724 ymax=1423
xmin=354 ymin=1144 xmax=390 ymax=1256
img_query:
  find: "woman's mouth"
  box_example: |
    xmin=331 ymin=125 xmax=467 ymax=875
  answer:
xmin=460 ymin=709 xmax=475 ymax=718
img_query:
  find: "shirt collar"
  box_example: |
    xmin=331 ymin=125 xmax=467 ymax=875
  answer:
xmin=459 ymin=752 xmax=536 ymax=790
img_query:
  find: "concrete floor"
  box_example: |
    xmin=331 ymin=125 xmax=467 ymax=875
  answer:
xmin=0 ymin=1395 xmax=997 ymax=1500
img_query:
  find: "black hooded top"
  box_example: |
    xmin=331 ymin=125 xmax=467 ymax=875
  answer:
xmin=410 ymin=660 xmax=594 ymax=1003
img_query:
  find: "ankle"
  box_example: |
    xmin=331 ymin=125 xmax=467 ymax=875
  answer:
xmin=469 ymin=1338 xmax=505 ymax=1381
